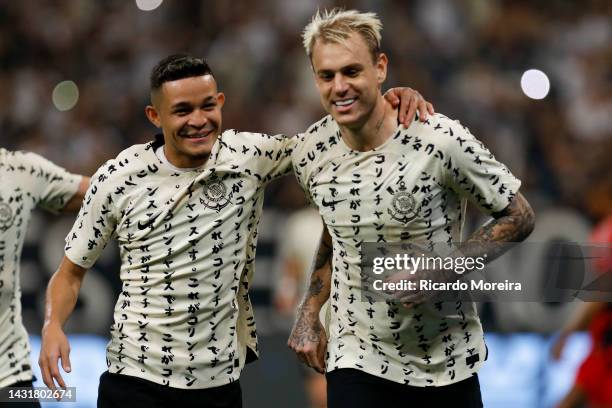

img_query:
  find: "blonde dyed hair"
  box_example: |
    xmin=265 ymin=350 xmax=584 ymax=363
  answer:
xmin=302 ymin=9 xmax=382 ymax=62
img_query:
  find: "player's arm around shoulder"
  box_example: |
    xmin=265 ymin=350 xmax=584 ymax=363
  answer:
xmin=223 ymin=130 xmax=298 ymax=181
xmin=61 ymin=176 xmax=90 ymax=213
xmin=39 ymin=255 xmax=87 ymax=391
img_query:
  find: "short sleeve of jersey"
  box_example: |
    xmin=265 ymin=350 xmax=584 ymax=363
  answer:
xmin=22 ymin=152 xmax=81 ymax=213
xmin=290 ymin=132 xmax=315 ymax=205
xmin=223 ymin=131 xmax=298 ymax=184
xmin=441 ymin=116 xmax=521 ymax=214
xmin=290 ymin=117 xmax=336 ymax=205
xmin=64 ymin=161 xmax=117 ymax=268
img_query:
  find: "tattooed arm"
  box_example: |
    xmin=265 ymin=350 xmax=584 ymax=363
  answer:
xmin=396 ymin=192 xmax=535 ymax=306
xmin=287 ymin=222 xmax=333 ymax=373
xmin=455 ymin=192 xmax=535 ymax=262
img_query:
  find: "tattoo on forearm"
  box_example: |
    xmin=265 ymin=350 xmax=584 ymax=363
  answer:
xmin=308 ymin=276 xmax=324 ymax=297
xmin=303 ymin=230 xmax=332 ymax=303
xmin=460 ymin=193 xmax=535 ymax=263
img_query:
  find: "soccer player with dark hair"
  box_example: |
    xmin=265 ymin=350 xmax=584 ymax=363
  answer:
xmin=38 ymin=53 xmax=433 ymax=407
xmin=288 ymin=9 xmax=535 ymax=408
xmin=0 ymin=148 xmax=88 ymax=407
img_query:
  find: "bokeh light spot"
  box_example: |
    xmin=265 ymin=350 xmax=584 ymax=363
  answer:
xmin=135 ymin=0 xmax=163 ymax=11
xmin=52 ymin=81 xmax=79 ymax=111
xmin=521 ymin=69 xmax=550 ymax=100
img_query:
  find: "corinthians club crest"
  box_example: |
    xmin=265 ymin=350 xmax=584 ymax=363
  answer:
xmin=200 ymin=179 xmax=232 ymax=212
xmin=0 ymin=201 xmax=14 ymax=232
xmin=388 ymin=181 xmax=420 ymax=223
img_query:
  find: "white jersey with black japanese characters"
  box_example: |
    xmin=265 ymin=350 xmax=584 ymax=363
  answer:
xmin=0 ymin=149 xmax=80 ymax=388
xmin=65 ymin=131 xmax=293 ymax=389
xmin=292 ymin=113 xmax=521 ymax=386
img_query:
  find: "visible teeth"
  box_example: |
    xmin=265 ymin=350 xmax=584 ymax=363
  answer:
xmin=335 ymin=98 xmax=355 ymax=106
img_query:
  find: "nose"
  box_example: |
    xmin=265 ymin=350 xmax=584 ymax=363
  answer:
xmin=188 ymin=109 xmax=208 ymax=128
xmin=332 ymin=74 xmax=349 ymax=95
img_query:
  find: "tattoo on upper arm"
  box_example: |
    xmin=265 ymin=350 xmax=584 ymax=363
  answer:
xmin=462 ymin=193 xmax=535 ymax=261
xmin=314 ymin=239 xmax=332 ymax=270
xmin=305 ymin=229 xmax=333 ymax=300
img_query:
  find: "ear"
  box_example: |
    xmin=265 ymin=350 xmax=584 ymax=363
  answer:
xmin=145 ymin=105 xmax=161 ymax=128
xmin=376 ymin=53 xmax=388 ymax=85
xmin=216 ymin=92 xmax=225 ymax=109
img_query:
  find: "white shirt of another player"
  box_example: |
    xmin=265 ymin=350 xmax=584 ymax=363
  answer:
xmin=0 ymin=149 xmax=81 ymax=388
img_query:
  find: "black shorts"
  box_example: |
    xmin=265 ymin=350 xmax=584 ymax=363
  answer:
xmin=327 ymin=368 xmax=483 ymax=408
xmin=97 ymin=371 xmax=242 ymax=408
xmin=0 ymin=379 xmax=41 ymax=408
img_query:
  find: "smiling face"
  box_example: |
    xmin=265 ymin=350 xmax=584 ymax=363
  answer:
xmin=145 ymin=75 xmax=225 ymax=168
xmin=310 ymin=31 xmax=387 ymax=130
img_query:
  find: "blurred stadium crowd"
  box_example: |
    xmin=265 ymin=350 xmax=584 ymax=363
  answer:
xmin=0 ymin=0 xmax=610 ymax=219
xmin=1 ymin=1 xmax=611 ymax=406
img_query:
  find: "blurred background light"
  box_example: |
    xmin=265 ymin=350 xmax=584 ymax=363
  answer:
xmin=521 ymin=69 xmax=551 ymax=100
xmin=135 ymin=0 xmax=163 ymax=11
xmin=51 ymin=80 xmax=79 ymax=111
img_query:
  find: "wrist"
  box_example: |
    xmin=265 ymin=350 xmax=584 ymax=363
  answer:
xmin=42 ymin=319 xmax=63 ymax=332
xmin=299 ymin=298 xmax=324 ymax=315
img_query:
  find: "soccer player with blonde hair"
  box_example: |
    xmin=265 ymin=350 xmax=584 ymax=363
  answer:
xmin=289 ymin=9 xmax=535 ymax=407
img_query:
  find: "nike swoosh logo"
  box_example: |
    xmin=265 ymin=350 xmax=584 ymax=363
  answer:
xmin=321 ymin=198 xmax=346 ymax=208
xmin=137 ymin=214 xmax=159 ymax=230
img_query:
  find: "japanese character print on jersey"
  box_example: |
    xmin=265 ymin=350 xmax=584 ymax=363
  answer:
xmin=64 ymin=131 xmax=295 ymax=389
xmin=291 ymin=113 xmax=520 ymax=387
xmin=0 ymin=149 xmax=81 ymax=388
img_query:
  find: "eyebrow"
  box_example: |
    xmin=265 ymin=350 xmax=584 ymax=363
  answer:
xmin=316 ymin=63 xmax=364 ymax=75
xmin=171 ymin=96 xmax=216 ymax=110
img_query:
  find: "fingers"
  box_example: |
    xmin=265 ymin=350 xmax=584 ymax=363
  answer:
xmin=383 ymin=89 xmax=401 ymax=107
xmin=41 ymin=352 xmax=63 ymax=391
xmin=39 ymin=354 xmax=54 ymax=390
xmin=308 ymin=332 xmax=327 ymax=374
xmin=60 ymin=342 xmax=72 ymax=373
xmin=396 ymin=89 xmax=408 ymax=126
xmin=39 ymin=334 xmax=70 ymax=392
xmin=401 ymin=94 xmax=418 ymax=128
xmin=408 ymin=94 xmax=436 ymax=126
xmin=288 ymin=324 xmax=327 ymax=374
xmin=50 ymin=352 xmax=67 ymax=389
xmin=288 ymin=335 xmax=310 ymax=367
xmin=385 ymin=87 xmax=435 ymax=127
xmin=416 ymin=97 xmax=429 ymax=123
xmin=290 ymin=340 xmax=325 ymax=374
xmin=397 ymin=287 xmax=429 ymax=307
xmin=389 ymin=93 xmax=400 ymax=107
xmin=315 ymin=333 xmax=328 ymax=373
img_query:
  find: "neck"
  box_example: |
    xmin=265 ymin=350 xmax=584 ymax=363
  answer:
xmin=163 ymin=145 xmax=209 ymax=169
xmin=338 ymin=95 xmax=397 ymax=151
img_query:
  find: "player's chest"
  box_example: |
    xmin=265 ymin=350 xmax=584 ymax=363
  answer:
xmin=115 ymin=167 xmax=261 ymax=235
xmin=308 ymin=152 xmax=444 ymax=229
